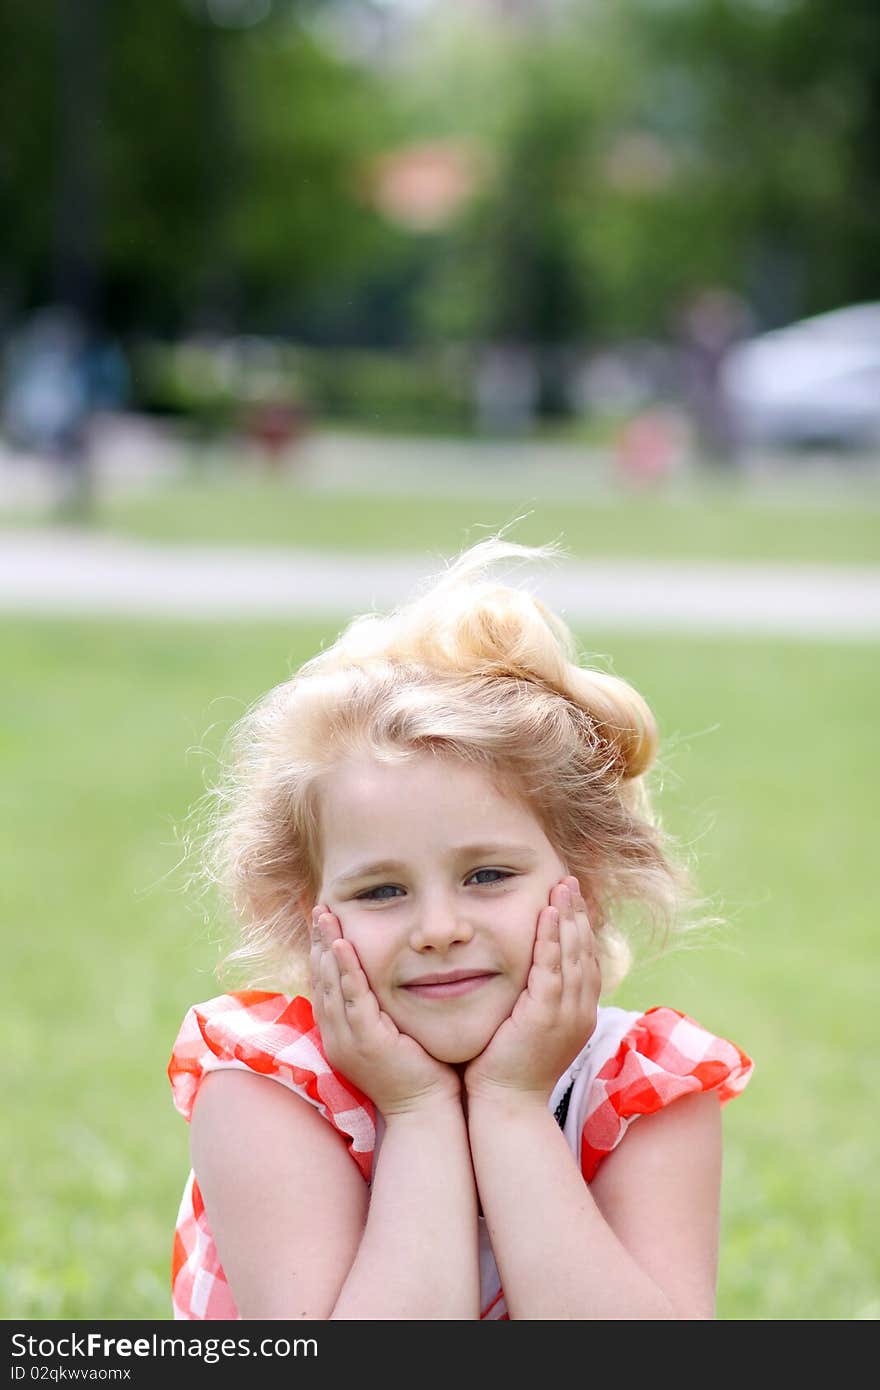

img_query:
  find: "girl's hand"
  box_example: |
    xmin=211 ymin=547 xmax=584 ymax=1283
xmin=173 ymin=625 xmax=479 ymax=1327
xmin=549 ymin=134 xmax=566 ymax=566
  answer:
xmin=463 ymin=877 xmax=600 ymax=1107
xmin=309 ymin=906 xmax=462 ymax=1119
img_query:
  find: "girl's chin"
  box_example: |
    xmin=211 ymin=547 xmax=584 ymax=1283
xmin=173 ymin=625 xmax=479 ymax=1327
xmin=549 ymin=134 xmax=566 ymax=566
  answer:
xmin=426 ymin=1049 xmax=481 ymax=1066
xmin=386 ymin=1000 xmax=504 ymax=1065
xmin=414 ymin=1031 xmax=495 ymax=1067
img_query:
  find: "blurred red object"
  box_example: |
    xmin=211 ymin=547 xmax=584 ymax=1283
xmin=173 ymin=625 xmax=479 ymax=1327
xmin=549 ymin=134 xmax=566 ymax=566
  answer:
xmin=614 ymin=408 xmax=684 ymax=487
xmin=244 ymin=400 xmax=309 ymax=467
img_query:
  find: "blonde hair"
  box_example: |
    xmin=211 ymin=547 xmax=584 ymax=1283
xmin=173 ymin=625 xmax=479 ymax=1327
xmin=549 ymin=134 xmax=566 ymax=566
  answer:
xmin=200 ymin=537 xmax=697 ymax=996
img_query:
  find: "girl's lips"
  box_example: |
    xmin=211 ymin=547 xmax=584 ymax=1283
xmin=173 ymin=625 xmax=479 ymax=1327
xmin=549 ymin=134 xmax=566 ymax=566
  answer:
xmin=402 ymin=973 xmax=497 ymax=1000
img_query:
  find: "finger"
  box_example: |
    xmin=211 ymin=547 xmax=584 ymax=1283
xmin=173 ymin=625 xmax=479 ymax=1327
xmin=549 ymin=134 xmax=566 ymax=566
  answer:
xmin=534 ymin=895 xmax=559 ymax=943
xmin=571 ymin=890 xmax=601 ymax=988
xmin=309 ymin=905 xmax=339 ymax=984
xmin=331 ymin=942 xmax=402 ymax=1064
xmin=318 ymin=908 xmax=342 ymax=943
xmin=559 ymin=879 xmax=597 ymax=973
xmin=566 ymin=878 xmax=595 ymax=954
xmin=330 ymin=938 xmax=376 ymax=1015
xmin=318 ymin=939 xmax=351 ymax=1033
xmin=560 ymin=880 xmax=602 ymax=1013
xmin=552 ymin=883 xmax=582 ymax=974
xmin=309 ymin=904 xmax=338 ymax=953
xmin=532 ymin=906 xmax=562 ymax=968
xmin=311 ymin=905 xmax=343 ymax=965
xmin=531 ymin=886 xmax=564 ymax=962
xmin=526 ymin=907 xmax=565 ymax=1007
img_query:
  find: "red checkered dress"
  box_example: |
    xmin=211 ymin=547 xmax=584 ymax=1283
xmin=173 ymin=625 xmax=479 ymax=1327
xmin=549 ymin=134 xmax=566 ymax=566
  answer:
xmin=168 ymin=992 xmax=753 ymax=1320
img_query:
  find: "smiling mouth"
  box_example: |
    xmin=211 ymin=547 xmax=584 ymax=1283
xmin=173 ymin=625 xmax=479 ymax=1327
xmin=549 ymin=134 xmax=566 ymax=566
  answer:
xmin=402 ymin=972 xmax=498 ymax=1000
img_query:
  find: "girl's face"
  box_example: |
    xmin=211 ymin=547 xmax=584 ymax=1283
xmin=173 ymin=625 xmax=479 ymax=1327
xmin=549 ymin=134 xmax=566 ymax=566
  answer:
xmin=315 ymin=752 xmax=568 ymax=1064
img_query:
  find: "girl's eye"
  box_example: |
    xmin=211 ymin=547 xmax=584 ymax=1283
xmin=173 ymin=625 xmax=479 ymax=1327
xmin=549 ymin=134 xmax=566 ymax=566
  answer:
xmin=357 ymin=884 xmax=403 ymax=901
xmin=468 ymin=868 xmax=512 ymax=886
xmin=356 ymin=869 xmax=512 ymax=901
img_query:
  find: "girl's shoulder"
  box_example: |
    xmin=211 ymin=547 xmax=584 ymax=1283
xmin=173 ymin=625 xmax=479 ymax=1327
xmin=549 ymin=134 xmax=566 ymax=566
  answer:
xmin=168 ymin=990 xmax=376 ymax=1179
xmin=558 ymin=1004 xmax=754 ymax=1181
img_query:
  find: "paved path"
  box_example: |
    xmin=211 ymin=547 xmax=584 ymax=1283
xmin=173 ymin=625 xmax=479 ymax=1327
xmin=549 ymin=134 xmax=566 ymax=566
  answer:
xmin=1 ymin=529 xmax=878 ymax=638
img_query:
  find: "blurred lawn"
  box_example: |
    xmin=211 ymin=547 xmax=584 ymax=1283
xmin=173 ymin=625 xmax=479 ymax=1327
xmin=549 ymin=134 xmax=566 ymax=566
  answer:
xmin=8 ymin=470 xmax=880 ymax=564
xmin=2 ymin=615 xmax=878 ymax=1320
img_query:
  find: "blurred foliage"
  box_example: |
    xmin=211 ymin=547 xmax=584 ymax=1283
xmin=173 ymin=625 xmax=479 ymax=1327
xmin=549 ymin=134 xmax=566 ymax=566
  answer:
xmin=295 ymin=343 xmax=472 ymax=431
xmin=0 ymin=0 xmax=404 ymax=333
xmin=134 ymin=336 xmax=472 ymax=433
xmin=409 ymin=0 xmax=880 ymax=343
xmin=616 ymin=0 xmax=880 ymax=329
xmin=0 ymin=0 xmax=877 ymax=347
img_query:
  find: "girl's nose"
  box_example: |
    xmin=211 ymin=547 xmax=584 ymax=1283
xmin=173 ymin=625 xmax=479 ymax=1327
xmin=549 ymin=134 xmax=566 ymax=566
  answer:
xmin=409 ymin=896 xmax=474 ymax=951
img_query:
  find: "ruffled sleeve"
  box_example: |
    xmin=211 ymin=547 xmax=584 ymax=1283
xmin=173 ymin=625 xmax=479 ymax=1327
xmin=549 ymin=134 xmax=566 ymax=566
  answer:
xmin=580 ymin=1006 xmax=753 ymax=1182
xmin=168 ymin=990 xmax=376 ymax=1180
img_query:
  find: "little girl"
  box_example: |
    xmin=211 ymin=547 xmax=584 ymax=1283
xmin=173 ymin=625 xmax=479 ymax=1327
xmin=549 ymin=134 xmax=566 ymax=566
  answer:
xmin=168 ymin=536 xmax=753 ymax=1320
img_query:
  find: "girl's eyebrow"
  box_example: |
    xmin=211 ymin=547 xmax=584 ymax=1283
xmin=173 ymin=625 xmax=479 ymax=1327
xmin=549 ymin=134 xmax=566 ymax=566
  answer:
xmin=333 ymin=843 xmax=539 ymax=887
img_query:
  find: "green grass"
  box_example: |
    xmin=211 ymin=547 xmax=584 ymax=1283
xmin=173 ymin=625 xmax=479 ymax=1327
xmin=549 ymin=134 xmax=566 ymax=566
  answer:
xmin=6 ymin=465 xmax=880 ymax=564
xmin=2 ymin=616 xmax=878 ymax=1319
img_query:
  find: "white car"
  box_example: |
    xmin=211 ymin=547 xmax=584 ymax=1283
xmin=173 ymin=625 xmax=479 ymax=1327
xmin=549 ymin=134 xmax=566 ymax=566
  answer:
xmin=721 ymin=302 xmax=880 ymax=449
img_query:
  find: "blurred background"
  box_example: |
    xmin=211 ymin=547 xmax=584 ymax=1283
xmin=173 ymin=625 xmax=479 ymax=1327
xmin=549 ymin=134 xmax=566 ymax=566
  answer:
xmin=2 ymin=0 xmax=878 ymax=1320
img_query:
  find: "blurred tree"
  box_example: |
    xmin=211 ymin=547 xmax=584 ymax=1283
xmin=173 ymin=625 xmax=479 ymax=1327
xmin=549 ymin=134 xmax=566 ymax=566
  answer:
xmin=0 ymin=3 xmax=57 ymax=319
xmin=409 ymin=0 xmax=879 ymax=355
xmin=608 ymin=0 xmax=880 ymax=329
xmin=1 ymin=0 xmax=876 ymax=353
xmin=222 ymin=15 xmax=401 ymax=331
xmin=407 ymin=9 xmax=632 ymax=419
xmin=0 ymin=1 xmax=399 ymax=334
xmin=54 ymin=0 xmax=105 ymax=321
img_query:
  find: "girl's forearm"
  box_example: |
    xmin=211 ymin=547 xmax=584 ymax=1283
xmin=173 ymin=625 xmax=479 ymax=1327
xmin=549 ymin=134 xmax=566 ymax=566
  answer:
xmin=467 ymin=1094 xmax=679 ymax=1320
xmin=330 ymin=1098 xmax=480 ymax=1319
